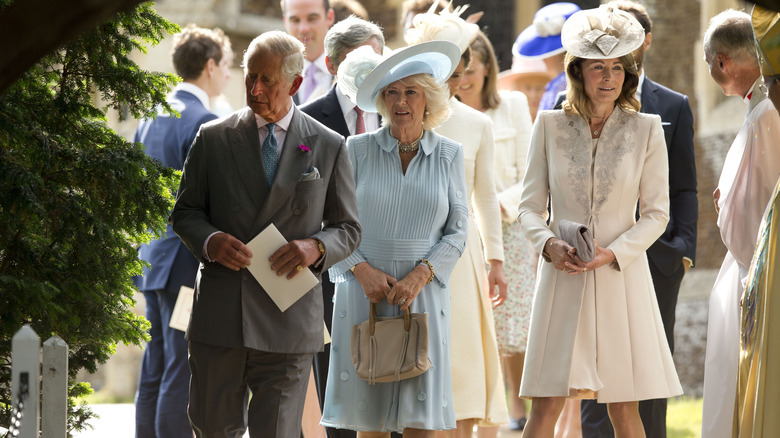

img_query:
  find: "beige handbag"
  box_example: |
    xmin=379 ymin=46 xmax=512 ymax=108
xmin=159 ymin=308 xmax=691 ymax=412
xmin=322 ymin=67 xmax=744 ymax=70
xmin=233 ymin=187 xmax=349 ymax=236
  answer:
xmin=351 ymin=302 xmax=431 ymax=385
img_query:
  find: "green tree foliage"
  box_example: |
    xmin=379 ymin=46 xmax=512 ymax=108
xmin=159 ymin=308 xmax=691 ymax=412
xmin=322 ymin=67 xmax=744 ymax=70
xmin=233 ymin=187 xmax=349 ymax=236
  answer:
xmin=0 ymin=2 xmax=180 ymax=433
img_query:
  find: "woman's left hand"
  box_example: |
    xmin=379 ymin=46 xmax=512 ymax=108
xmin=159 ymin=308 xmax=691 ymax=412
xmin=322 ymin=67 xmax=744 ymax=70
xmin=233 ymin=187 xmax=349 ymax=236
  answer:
xmin=387 ymin=264 xmax=430 ymax=311
xmin=563 ymin=242 xmax=616 ymax=274
xmin=487 ymin=260 xmax=508 ymax=306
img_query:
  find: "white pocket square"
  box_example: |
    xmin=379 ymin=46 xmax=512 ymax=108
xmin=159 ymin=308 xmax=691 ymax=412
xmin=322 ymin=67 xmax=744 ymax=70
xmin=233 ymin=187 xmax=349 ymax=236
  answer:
xmin=299 ymin=167 xmax=320 ymax=181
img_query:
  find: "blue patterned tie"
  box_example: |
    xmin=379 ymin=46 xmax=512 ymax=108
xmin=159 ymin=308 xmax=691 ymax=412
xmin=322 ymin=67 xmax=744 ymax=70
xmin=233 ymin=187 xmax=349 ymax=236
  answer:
xmin=262 ymin=123 xmax=278 ymax=184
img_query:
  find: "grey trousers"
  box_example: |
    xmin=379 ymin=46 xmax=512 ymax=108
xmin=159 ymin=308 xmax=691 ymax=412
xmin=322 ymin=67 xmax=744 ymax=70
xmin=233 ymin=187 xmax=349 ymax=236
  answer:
xmin=188 ymin=341 xmax=314 ymax=438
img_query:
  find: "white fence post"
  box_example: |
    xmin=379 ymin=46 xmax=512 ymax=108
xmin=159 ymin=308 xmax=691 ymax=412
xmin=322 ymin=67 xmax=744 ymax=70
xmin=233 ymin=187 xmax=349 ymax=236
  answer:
xmin=11 ymin=324 xmax=40 ymax=438
xmin=42 ymin=336 xmax=68 ymax=438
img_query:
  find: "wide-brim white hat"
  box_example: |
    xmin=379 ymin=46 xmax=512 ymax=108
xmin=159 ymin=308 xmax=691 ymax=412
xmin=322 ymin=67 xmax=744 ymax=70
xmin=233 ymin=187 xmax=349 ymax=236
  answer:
xmin=561 ymin=6 xmax=645 ymax=60
xmin=355 ymin=40 xmax=460 ymax=112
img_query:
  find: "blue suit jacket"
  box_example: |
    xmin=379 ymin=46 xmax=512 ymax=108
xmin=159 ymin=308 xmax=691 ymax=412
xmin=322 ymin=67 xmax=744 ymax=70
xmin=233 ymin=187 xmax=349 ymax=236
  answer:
xmin=134 ymin=89 xmax=217 ymax=293
xmin=299 ymin=84 xmax=352 ymax=138
xmin=640 ymin=78 xmax=697 ymax=275
xmin=553 ymin=78 xmax=697 ymax=274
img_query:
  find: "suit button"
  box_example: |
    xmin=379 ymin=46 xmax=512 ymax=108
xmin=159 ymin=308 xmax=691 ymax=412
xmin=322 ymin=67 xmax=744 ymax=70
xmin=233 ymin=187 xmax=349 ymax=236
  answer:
xmin=293 ymin=209 xmax=301 ymax=215
xmin=242 ymin=274 xmax=248 ymax=281
xmin=417 ymin=392 xmax=426 ymax=401
xmin=340 ymin=371 xmax=349 ymax=381
xmin=357 ymin=400 xmax=368 ymax=411
xmin=442 ymin=399 xmax=448 ymax=408
xmin=332 ymin=345 xmax=339 ymax=353
xmin=456 ymin=220 xmax=463 ymax=227
xmin=233 ymin=205 xmax=240 ymax=212
xmin=456 ymin=191 xmax=463 ymax=199
xmin=339 ymin=310 xmax=346 ymax=318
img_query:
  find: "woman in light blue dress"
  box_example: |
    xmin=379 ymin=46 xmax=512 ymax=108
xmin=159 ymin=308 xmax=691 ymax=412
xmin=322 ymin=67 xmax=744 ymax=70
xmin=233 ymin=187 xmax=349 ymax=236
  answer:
xmin=321 ymin=41 xmax=468 ymax=436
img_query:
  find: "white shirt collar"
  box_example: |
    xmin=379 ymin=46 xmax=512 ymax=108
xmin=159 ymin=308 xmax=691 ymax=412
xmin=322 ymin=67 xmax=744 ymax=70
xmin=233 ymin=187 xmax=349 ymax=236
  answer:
xmin=636 ymin=69 xmax=645 ymax=103
xmin=254 ymin=103 xmax=295 ymax=132
xmin=304 ymin=53 xmax=329 ymax=76
xmin=176 ymin=82 xmax=211 ymax=111
xmin=336 ymin=85 xmax=357 ymax=116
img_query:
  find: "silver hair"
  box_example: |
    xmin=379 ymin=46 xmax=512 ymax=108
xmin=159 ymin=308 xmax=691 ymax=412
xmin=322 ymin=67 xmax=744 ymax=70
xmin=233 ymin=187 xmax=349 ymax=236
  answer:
xmin=703 ymin=9 xmax=757 ymax=64
xmin=243 ymin=30 xmax=305 ymax=81
xmin=324 ymin=16 xmax=385 ymax=70
xmin=375 ymin=73 xmax=451 ymax=131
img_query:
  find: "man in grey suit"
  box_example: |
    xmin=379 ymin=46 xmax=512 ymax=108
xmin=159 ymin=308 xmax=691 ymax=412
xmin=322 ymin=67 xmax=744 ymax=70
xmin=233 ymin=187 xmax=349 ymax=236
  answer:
xmin=171 ymin=30 xmax=361 ymax=438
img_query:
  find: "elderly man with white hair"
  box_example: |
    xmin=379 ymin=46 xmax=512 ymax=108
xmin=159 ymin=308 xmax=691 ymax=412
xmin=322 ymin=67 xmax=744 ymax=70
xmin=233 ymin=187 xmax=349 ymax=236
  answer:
xmin=700 ymin=8 xmax=780 ymax=438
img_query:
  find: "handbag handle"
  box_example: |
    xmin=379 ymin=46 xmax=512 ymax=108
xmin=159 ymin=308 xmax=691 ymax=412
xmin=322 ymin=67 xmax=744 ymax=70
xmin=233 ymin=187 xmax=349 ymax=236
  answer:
xmin=369 ymin=302 xmax=412 ymax=335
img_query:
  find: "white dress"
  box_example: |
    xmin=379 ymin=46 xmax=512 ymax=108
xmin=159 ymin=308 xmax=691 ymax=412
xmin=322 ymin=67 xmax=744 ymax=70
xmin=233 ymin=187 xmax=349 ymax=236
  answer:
xmin=486 ymin=91 xmax=537 ymax=355
xmin=701 ymin=84 xmax=780 ymax=438
xmin=517 ymin=108 xmax=682 ymax=403
xmin=434 ymin=98 xmax=508 ymax=425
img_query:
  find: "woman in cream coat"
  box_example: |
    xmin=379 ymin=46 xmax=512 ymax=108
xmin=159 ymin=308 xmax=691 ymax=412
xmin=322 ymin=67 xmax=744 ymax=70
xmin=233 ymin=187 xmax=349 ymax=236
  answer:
xmin=459 ymin=31 xmax=535 ymax=431
xmin=436 ymin=55 xmax=509 ymax=437
xmin=517 ymin=8 xmax=682 ymax=436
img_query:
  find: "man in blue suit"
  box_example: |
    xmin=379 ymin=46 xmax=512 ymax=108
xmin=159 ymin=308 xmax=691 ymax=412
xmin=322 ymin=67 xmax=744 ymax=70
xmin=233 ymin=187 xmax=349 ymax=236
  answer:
xmin=299 ymin=16 xmax=383 ymax=438
xmin=576 ymin=2 xmax=698 ymax=437
xmin=133 ymin=24 xmax=233 ymax=438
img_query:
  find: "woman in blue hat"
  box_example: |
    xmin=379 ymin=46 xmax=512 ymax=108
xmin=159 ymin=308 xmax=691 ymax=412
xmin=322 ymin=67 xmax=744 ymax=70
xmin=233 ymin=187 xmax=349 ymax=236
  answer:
xmin=514 ymin=2 xmax=581 ymax=118
xmin=321 ymin=40 xmax=468 ymax=437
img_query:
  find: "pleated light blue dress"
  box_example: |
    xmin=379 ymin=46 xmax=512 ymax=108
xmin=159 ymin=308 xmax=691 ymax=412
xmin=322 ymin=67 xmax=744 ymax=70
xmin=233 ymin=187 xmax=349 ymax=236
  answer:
xmin=321 ymin=127 xmax=468 ymax=433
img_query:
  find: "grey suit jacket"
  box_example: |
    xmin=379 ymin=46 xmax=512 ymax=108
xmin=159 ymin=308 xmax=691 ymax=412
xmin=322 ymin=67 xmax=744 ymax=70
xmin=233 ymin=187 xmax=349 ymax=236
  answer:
xmin=171 ymin=105 xmax=361 ymax=354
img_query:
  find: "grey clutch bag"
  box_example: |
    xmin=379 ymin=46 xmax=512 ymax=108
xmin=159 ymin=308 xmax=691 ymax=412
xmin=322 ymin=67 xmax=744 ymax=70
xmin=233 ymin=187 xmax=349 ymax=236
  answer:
xmin=558 ymin=219 xmax=595 ymax=263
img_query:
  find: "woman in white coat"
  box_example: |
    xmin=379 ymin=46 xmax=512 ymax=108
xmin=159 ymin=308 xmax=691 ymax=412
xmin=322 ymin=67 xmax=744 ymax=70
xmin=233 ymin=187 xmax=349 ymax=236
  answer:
xmin=406 ymin=8 xmax=510 ymax=437
xmin=517 ymin=8 xmax=682 ymax=437
xmin=458 ymin=30 xmax=535 ymax=432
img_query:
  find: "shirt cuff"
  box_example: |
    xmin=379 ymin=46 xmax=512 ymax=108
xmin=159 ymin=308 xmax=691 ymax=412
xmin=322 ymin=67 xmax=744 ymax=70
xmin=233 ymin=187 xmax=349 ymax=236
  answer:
xmin=203 ymin=231 xmax=224 ymax=262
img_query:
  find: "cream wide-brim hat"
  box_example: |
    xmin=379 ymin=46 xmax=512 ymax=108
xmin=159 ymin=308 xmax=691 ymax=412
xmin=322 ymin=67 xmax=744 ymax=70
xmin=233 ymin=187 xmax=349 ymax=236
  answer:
xmin=561 ymin=6 xmax=645 ymax=60
xmin=355 ymin=40 xmax=460 ymax=113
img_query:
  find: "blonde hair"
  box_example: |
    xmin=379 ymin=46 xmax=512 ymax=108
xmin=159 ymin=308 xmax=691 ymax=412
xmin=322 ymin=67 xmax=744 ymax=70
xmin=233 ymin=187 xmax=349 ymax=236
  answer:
xmin=562 ymin=52 xmax=641 ymax=119
xmin=375 ymin=73 xmax=451 ymax=131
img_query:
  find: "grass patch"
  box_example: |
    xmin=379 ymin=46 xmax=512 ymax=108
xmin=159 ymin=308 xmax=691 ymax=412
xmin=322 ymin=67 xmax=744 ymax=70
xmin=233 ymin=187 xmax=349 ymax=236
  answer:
xmin=667 ymin=397 xmax=703 ymax=438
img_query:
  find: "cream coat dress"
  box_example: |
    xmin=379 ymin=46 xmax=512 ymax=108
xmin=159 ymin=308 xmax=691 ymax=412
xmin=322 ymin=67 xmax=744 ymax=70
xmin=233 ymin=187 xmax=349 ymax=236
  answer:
xmin=434 ymin=98 xmax=508 ymax=425
xmin=517 ymin=108 xmax=683 ymax=403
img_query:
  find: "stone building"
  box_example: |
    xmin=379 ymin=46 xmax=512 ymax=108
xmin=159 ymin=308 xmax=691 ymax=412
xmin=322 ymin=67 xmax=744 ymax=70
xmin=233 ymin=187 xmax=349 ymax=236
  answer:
xmin=92 ymin=0 xmax=758 ymax=403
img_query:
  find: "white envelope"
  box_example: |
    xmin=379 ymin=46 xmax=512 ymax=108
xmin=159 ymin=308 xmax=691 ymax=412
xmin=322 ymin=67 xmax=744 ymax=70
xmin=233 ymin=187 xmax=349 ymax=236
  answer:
xmin=246 ymin=224 xmax=319 ymax=312
xmin=169 ymin=286 xmax=194 ymax=332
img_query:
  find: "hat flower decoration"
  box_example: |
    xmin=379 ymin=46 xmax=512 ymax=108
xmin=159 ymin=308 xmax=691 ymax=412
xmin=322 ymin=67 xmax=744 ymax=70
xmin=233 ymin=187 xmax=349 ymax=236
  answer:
xmin=535 ymin=14 xmax=566 ymax=38
xmin=404 ymin=2 xmax=479 ymax=54
xmin=337 ymin=45 xmax=386 ymax=104
xmin=561 ymin=6 xmax=645 ymax=59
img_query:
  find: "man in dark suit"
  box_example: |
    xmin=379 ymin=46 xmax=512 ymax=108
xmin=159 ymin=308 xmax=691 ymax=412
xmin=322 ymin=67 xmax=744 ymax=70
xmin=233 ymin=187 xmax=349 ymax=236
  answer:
xmin=171 ymin=30 xmax=361 ymax=438
xmin=576 ymin=2 xmax=698 ymax=437
xmin=299 ymin=16 xmax=383 ymax=438
xmin=283 ymin=0 xmax=336 ymax=105
xmin=133 ymin=24 xmax=233 ymax=438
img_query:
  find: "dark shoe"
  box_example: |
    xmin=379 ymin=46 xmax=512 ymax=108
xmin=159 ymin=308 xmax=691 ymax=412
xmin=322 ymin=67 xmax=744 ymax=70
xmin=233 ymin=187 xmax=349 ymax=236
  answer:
xmin=509 ymin=417 xmax=527 ymax=431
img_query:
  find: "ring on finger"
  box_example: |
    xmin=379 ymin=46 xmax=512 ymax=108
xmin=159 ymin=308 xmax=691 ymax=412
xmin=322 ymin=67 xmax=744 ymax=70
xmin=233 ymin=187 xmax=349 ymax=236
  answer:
xmin=296 ymin=265 xmax=303 ymax=271
xmin=399 ymin=297 xmax=407 ymax=305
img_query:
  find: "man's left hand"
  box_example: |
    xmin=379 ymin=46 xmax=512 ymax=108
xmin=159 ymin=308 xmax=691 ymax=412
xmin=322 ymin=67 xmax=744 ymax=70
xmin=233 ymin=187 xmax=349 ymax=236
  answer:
xmin=269 ymin=238 xmax=322 ymax=279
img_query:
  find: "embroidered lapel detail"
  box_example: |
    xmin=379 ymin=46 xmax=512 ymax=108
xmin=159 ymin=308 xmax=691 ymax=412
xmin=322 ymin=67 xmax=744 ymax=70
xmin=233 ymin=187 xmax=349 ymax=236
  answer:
xmin=592 ymin=109 xmax=637 ymax=217
xmin=555 ymin=113 xmax=592 ymax=217
xmin=555 ymin=109 xmax=638 ymax=224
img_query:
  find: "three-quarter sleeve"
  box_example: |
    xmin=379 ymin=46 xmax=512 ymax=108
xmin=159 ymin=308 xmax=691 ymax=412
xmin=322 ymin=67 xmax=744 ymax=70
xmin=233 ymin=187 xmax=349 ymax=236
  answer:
xmin=423 ymin=142 xmax=469 ymax=286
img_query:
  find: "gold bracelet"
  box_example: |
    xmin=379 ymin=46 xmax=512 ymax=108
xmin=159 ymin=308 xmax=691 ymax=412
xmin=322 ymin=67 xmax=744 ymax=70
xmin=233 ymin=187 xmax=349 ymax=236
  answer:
xmin=420 ymin=259 xmax=435 ymax=284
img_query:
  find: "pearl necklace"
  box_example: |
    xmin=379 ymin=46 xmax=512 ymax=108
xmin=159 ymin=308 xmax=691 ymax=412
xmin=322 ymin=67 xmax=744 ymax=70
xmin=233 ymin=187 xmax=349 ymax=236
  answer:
xmin=398 ymin=131 xmax=424 ymax=153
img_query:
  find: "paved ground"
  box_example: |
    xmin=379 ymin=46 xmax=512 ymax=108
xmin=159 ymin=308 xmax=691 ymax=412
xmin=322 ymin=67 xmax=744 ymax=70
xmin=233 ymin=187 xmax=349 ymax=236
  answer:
xmin=75 ymin=404 xmax=525 ymax=437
